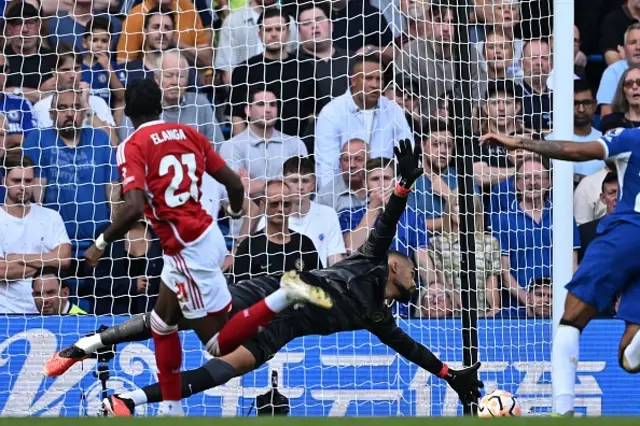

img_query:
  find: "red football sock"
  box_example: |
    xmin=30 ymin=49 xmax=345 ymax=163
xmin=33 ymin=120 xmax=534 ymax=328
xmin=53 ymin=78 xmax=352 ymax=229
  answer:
xmin=217 ymin=299 xmax=276 ymax=355
xmin=151 ymin=329 xmax=182 ymax=401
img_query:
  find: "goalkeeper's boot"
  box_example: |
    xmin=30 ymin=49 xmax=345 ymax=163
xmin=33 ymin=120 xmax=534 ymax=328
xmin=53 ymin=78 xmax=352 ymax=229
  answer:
xmin=103 ymin=395 xmax=135 ymax=417
xmin=280 ymin=270 xmax=333 ymax=309
xmin=43 ymin=345 xmax=89 ymax=377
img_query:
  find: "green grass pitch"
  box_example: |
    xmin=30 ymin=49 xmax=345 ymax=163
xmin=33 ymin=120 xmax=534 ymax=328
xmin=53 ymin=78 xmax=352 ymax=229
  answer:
xmin=0 ymin=418 xmax=639 ymax=426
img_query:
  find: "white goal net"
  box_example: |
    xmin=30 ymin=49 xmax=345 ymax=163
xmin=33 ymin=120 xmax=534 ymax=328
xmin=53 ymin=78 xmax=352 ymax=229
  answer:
xmin=0 ymin=0 xmax=625 ymax=418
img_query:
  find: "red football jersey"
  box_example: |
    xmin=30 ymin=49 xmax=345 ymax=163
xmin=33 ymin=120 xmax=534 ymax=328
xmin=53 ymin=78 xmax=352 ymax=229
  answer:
xmin=116 ymin=120 xmax=226 ymax=255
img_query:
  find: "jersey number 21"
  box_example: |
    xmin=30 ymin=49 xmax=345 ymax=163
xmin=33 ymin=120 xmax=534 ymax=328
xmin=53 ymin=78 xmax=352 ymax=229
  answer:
xmin=160 ymin=153 xmax=199 ymax=207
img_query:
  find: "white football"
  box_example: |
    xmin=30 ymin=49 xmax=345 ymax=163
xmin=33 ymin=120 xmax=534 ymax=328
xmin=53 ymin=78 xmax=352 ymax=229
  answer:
xmin=478 ymin=389 xmax=521 ymax=417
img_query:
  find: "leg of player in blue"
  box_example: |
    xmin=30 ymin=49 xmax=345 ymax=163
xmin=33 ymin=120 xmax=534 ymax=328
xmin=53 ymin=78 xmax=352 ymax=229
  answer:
xmin=552 ymin=221 xmax=640 ymax=416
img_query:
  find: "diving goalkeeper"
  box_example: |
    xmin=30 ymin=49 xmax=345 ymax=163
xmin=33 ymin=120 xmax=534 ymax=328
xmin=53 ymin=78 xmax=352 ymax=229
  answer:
xmin=45 ymin=140 xmax=483 ymax=416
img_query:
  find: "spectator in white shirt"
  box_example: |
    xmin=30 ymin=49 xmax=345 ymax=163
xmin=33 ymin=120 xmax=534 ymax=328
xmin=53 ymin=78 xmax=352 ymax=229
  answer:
xmin=32 ymin=44 xmax=118 ymax=145
xmin=315 ymin=53 xmax=411 ymax=188
xmin=574 ymin=166 xmax=612 ymax=226
xmin=598 ymin=23 xmax=640 ymax=117
xmin=282 ymin=156 xmax=346 ymax=267
xmin=220 ymin=87 xmax=307 ymax=198
xmin=215 ymin=0 xmax=298 ymax=84
xmin=0 ymin=153 xmax=71 ymax=313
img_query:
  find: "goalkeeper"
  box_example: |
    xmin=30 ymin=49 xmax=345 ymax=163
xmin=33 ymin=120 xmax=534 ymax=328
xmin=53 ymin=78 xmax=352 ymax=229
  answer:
xmin=46 ymin=140 xmax=483 ymax=415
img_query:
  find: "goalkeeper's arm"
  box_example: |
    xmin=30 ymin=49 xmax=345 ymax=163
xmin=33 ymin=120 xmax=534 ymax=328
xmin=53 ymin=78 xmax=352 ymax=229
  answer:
xmin=370 ymin=319 xmax=483 ymax=405
xmin=358 ymin=139 xmax=422 ymax=259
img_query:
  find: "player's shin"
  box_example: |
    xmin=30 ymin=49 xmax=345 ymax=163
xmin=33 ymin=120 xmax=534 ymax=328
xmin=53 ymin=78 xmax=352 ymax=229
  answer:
xmin=149 ymin=311 xmax=183 ymax=410
xmin=212 ymin=291 xmax=288 ymax=355
xmin=622 ymin=330 xmax=640 ymax=372
xmin=552 ymin=323 xmax=581 ymax=415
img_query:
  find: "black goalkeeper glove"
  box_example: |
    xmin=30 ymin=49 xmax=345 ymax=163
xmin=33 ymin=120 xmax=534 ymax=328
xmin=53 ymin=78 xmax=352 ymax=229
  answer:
xmin=393 ymin=138 xmax=423 ymax=189
xmin=441 ymin=362 xmax=484 ymax=406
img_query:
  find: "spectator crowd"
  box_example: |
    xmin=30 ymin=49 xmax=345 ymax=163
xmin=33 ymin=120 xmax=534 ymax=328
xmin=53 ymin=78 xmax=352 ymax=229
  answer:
xmin=0 ymin=0 xmax=627 ymax=321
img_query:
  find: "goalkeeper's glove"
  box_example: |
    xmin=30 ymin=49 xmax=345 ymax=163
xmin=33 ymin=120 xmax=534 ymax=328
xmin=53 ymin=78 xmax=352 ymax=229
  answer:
xmin=439 ymin=362 xmax=484 ymax=406
xmin=393 ymin=138 xmax=423 ymax=190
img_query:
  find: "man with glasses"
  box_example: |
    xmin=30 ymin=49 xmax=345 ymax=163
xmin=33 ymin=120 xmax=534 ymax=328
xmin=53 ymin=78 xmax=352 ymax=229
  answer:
xmin=3 ymin=2 xmax=56 ymax=104
xmin=598 ymin=23 xmax=640 ymax=117
xmin=548 ymin=79 xmax=604 ymax=182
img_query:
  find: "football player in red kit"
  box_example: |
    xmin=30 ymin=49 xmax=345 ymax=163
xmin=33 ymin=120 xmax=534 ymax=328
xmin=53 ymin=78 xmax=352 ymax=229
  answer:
xmin=44 ymin=79 xmax=332 ymax=416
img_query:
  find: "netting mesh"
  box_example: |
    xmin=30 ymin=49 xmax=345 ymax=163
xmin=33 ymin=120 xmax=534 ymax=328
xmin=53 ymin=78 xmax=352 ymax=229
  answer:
xmin=0 ymin=0 xmax=591 ymax=418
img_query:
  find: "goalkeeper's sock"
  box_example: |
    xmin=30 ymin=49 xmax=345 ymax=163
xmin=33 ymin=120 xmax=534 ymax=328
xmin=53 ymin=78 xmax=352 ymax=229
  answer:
xmin=213 ymin=290 xmax=290 ymax=355
xmin=75 ymin=314 xmax=151 ymax=354
xmin=75 ymin=334 xmax=102 ymax=354
xmin=552 ymin=324 xmax=580 ymax=415
xmin=120 ymin=389 xmax=148 ymax=406
xmin=150 ymin=311 xmax=182 ymax=403
xmin=142 ymin=359 xmax=238 ymax=404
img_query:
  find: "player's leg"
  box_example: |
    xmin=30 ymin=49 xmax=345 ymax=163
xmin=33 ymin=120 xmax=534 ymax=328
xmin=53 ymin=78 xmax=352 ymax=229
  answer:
xmin=619 ymin=323 xmax=640 ymax=373
xmin=552 ymin=292 xmax=599 ymax=416
xmin=106 ymin=313 xmax=302 ymax=416
xmin=43 ymin=313 xmax=154 ymax=377
xmin=43 ymin=272 xmax=327 ymax=377
xmin=148 ymin=281 xmax=184 ymax=416
xmin=210 ymin=270 xmax=333 ymax=356
xmin=552 ymin=225 xmax=632 ymax=416
xmin=615 ymin=281 xmax=640 ymax=373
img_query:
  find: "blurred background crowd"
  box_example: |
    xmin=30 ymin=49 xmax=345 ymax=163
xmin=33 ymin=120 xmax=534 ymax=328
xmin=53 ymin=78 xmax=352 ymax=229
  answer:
xmin=0 ymin=0 xmax=628 ymax=320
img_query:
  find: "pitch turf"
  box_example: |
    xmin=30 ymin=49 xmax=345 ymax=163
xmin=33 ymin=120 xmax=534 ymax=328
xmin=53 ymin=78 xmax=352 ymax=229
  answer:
xmin=0 ymin=418 xmax=639 ymax=425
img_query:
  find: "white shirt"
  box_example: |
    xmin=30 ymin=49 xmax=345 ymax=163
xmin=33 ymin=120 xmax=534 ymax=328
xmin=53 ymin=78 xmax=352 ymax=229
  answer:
xmin=33 ymin=95 xmax=116 ymax=129
xmin=574 ymin=168 xmax=609 ymax=226
xmin=201 ymin=174 xmax=227 ymax=219
xmin=257 ymin=201 xmax=346 ymax=267
xmin=0 ymin=205 xmax=70 ymax=313
xmin=315 ymin=90 xmax=412 ymax=188
xmin=214 ymin=5 xmax=299 ymax=71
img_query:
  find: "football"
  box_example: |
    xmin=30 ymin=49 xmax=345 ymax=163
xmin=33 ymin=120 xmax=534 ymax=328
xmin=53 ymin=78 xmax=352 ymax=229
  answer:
xmin=478 ymin=389 xmax=521 ymax=417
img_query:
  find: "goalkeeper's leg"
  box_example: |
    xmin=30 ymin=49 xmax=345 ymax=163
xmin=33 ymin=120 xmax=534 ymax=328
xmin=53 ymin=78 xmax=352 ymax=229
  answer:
xmin=104 ymin=313 xmax=299 ymax=416
xmin=44 ymin=271 xmax=331 ymax=377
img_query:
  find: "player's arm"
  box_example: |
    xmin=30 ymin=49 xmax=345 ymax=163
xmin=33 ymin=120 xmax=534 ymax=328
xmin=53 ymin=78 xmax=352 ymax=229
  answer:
xmin=84 ymin=188 xmax=145 ymax=268
xmin=370 ymin=318 xmax=483 ymax=405
xmin=359 ymin=139 xmax=423 ymax=258
xmin=480 ymin=133 xmax=606 ymax=162
xmin=85 ymin=142 xmax=146 ymax=268
xmin=203 ymin=140 xmax=245 ymax=219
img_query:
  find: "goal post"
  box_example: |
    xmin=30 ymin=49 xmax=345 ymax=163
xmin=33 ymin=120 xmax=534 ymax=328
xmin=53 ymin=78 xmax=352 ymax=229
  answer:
xmin=550 ymin=0 xmax=575 ymax=414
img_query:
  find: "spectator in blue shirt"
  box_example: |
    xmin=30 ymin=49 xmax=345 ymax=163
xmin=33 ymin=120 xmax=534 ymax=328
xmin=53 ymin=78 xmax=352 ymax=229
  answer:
xmin=22 ymin=90 xmax=120 ymax=258
xmin=340 ymin=157 xmax=433 ymax=317
xmin=491 ymin=157 xmax=581 ymax=316
xmin=81 ymin=17 xmax=125 ymax=113
xmin=46 ymin=1 xmax=121 ymax=52
xmin=0 ymin=52 xmax=35 ymax=148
